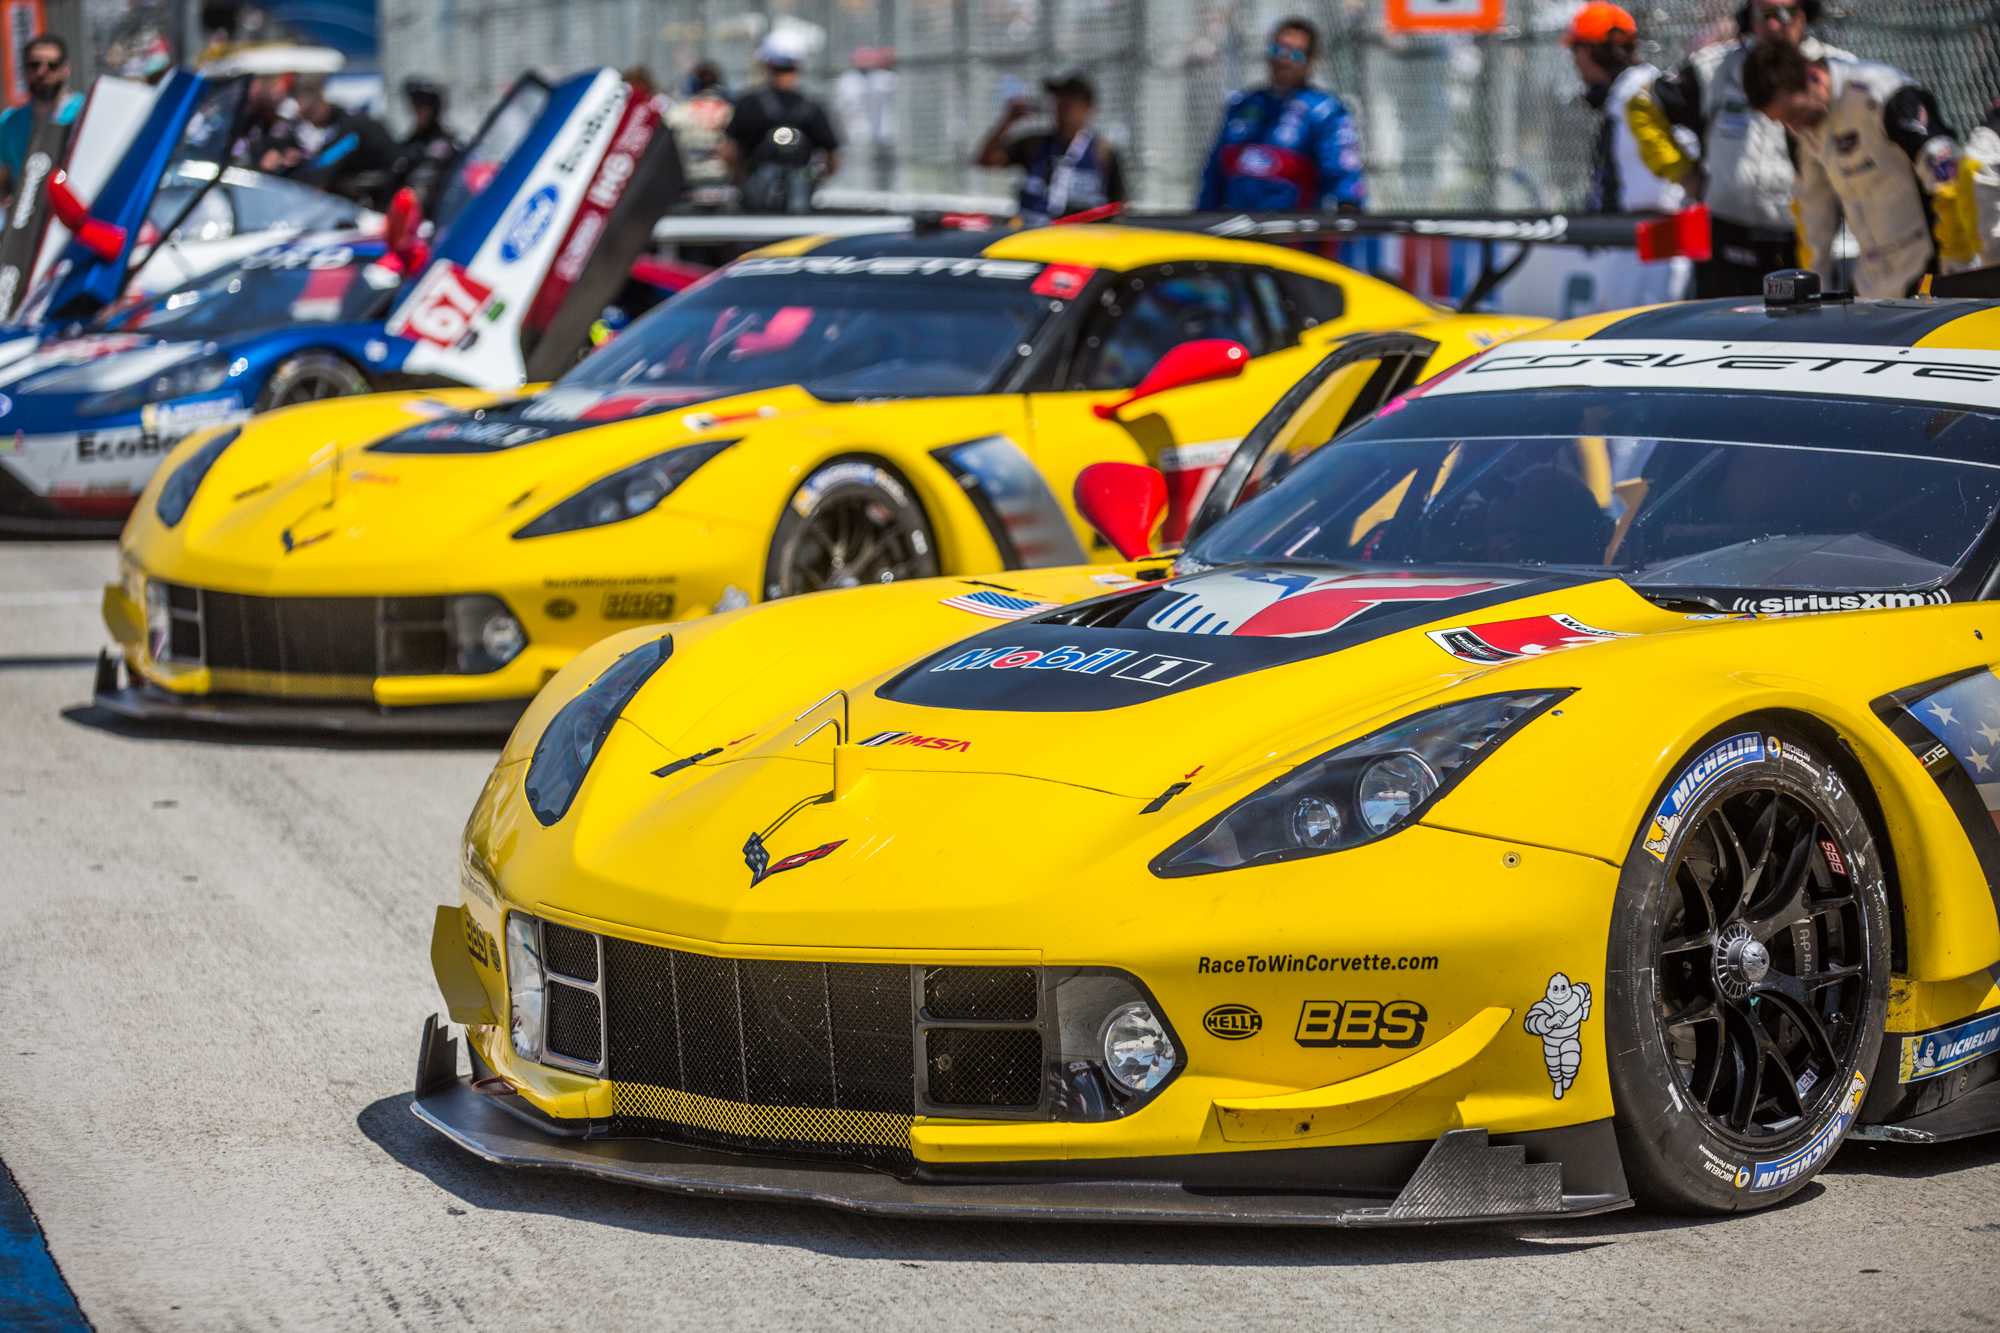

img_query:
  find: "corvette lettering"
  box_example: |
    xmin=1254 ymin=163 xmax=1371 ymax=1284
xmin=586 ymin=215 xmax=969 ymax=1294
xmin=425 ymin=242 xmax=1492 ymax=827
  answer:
xmin=1294 ymin=999 xmax=1427 ymax=1048
xmin=1197 ymin=952 xmax=1439 ymax=973
xmin=727 ymin=255 xmax=1044 ymax=281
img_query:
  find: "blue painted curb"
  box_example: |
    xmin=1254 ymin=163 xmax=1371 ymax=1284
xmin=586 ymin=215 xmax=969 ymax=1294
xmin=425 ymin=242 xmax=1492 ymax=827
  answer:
xmin=0 ymin=1158 xmax=90 ymax=1331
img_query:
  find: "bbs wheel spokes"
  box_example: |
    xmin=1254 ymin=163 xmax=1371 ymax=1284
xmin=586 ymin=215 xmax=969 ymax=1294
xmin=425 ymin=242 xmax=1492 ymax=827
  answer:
xmin=789 ymin=494 xmax=927 ymax=593
xmin=1655 ymin=785 xmax=1870 ymax=1141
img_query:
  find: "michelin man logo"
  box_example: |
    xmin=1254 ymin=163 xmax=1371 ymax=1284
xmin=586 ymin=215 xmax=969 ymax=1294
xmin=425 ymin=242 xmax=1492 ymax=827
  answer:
xmin=1524 ymin=972 xmax=1592 ymax=1099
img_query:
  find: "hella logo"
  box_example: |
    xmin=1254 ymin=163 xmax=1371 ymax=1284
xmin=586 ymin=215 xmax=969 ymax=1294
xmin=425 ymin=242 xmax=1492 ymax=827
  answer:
xmin=1203 ymin=1004 xmax=1262 ymax=1041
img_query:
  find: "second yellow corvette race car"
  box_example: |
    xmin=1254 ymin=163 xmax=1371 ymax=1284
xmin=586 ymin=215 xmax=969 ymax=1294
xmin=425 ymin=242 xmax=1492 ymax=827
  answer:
xmin=413 ymin=273 xmax=2000 ymax=1223
xmin=95 ymin=220 xmax=1535 ymax=728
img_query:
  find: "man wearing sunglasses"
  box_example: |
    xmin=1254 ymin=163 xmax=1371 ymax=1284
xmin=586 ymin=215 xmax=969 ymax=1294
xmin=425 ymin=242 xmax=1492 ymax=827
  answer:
xmin=0 ymin=34 xmax=82 ymax=211
xmin=1627 ymin=2 xmax=1851 ymax=296
xmin=1196 ymin=17 xmax=1365 ymax=214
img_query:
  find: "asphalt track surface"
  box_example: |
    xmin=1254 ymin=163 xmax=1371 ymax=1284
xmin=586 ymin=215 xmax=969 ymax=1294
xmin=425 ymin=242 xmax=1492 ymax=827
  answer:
xmin=4 ymin=539 xmax=1999 ymax=1331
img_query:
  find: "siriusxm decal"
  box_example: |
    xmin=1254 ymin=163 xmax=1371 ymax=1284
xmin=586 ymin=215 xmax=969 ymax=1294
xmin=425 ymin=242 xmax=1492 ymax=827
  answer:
xmin=1644 ymin=732 xmax=1765 ymax=861
xmin=500 ymin=185 xmax=561 ymax=263
xmin=1900 ymin=1008 xmax=2000 ymax=1083
xmin=1745 ymin=1072 xmax=1866 ymax=1191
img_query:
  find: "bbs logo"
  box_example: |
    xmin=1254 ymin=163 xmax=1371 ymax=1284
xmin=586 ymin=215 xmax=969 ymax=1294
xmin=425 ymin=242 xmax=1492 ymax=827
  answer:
xmin=1293 ymin=999 xmax=1427 ymax=1049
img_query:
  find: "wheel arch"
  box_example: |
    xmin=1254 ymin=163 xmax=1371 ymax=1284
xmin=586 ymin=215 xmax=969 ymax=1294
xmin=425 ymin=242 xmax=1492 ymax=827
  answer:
xmin=770 ymin=444 xmax=1003 ymax=578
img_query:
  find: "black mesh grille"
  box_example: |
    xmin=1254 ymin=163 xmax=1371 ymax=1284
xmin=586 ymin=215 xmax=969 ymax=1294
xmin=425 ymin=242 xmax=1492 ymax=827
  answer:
xmin=924 ymin=966 xmax=1038 ymax=1020
xmin=156 ymin=585 xmax=462 ymax=681
xmin=546 ymin=982 xmax=602 ymax=1065
xmin=926 ymin=1028 xmax=1044 ymax=1107
xmin=542 ymin=921 xmax=598 ymax=982
xmin=601 ymin=935 xmax=915 ymax=1167
xmin=195 ymin=589 xmax=378 ymax=677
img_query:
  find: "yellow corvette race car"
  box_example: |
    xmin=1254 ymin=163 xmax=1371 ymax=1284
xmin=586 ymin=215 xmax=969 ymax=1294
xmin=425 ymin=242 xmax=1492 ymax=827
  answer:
xmin=96 ymin=221 xmax=1536 ymax=729
xmin=415 ymin=273 xmax=2000 ymax=1223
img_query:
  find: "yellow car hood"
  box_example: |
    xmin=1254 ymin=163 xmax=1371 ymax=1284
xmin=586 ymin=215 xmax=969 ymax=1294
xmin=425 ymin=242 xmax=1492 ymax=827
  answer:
xmin=133 ymin=382 xmax=823 ymax=589
xmin=490 ymin=568 xmax=1716 ymax=950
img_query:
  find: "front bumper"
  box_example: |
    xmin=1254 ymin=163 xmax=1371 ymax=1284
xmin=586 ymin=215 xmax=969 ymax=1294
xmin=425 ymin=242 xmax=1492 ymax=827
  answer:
xmin=412 ymin=1018 xmax=1631 ymax=1226
xmin=93 ymin=652 xmax=527 ymax=734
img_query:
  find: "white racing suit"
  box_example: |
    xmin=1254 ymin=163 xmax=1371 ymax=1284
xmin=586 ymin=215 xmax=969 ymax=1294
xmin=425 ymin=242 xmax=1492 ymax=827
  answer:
xmin=1965 ymin=115 xmax=2000 ymax=269
xmin=1791 ymin=59 xmax=1976 ymax=299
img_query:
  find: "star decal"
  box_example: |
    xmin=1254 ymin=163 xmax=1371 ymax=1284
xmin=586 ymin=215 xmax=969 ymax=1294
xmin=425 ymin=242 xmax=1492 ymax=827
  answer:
xmin=1978 ymin=722 xmax=2000 ymax=745
xmin=1969 ymin=750 xmax=1993 ymax=775
xmin=1928 ymin=702 xmax=1958 ymax=727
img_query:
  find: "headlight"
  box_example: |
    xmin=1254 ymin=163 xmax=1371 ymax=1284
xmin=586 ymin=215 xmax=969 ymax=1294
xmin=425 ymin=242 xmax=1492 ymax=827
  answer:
xmin=78 ymin=352 xmax=232 ymax=417
xmin=145 ymin=579 xmax=170 ymax=660
xmin=513 ymin=441 xmax=734 ymax=539
xmin=523 ymin=634 xmax=672 ymax=825
xmin=153 ymin=426 xmax=241 ymax=527
xmin=449 ymin=594 xmax=526 ymax=673
xmin=1153 ymin=691 xmax=1569 ymax=877
xmin=506 ymin=913 xmax=545 ymax=1062
xmin=1101 ymin=1001 xmax=1177 ymax=1093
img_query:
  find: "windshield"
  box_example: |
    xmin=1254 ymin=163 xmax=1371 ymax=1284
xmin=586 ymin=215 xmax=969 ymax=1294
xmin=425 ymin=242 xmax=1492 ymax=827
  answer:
xmin=146 ymin=166 xmax=364 ymax=243
xmin=95 ymin=244 xmax=398 ymax=335
xmin=562 ymin=270 xmax=1051 ymax=400
xmin=1186 ymin=389 xmax=2000 ymax=595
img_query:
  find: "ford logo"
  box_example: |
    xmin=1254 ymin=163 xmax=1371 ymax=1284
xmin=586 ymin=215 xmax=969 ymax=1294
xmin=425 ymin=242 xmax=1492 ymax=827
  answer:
xmin=499 ymin=185 xmax=560 ymax=263
xmin=1203 ymin=1004 xmax=1262 ymax=1040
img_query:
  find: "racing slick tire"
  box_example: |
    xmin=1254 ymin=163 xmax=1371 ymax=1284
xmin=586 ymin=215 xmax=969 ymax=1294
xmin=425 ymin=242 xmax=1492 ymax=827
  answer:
xmin=765 ymin=455 xmax=939 ymax=601
xmin=255 ymin=352 xmax=371 ymax=410
xmin=1606 ymin=716 xmax=1890 ymax=1213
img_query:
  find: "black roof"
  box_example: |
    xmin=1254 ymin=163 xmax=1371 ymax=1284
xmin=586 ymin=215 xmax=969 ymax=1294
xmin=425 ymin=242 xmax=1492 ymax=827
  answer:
xmin=1593 ymin=296 xmax=1994 ymax=346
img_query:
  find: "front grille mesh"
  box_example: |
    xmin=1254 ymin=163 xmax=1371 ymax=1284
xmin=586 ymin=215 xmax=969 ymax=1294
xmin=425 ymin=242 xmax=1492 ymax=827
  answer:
xmin=926 ymin=1028 xmax=1044 ymax=1107
xmin=154 ymin=583 xmax=458 ymax=686
xmin=542 ymin=921 xmax=598 ymax=982
xmin=924 ymin=966 xmax=1037 ymax=1020
xmin=546 ymin=985 xmax=603 ymax=1065
xmin=602 ymin=936 xmax=915 ymax=1167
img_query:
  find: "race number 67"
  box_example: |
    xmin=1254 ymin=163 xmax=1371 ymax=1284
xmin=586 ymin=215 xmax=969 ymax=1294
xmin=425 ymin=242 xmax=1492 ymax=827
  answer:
xmin=395 ymin=262 xmax=493 ymax=347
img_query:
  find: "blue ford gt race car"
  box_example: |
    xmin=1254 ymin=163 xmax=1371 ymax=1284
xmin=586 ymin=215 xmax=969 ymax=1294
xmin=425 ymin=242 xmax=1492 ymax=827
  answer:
xmin=0 ymin=64 xmax=681 ymax=533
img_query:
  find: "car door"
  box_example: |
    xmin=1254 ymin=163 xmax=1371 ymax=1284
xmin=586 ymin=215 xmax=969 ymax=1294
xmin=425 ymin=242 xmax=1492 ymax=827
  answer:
xmin=1180 ymin=331 xmax=1438 ymax=548
xmin=1026 ymin=262 xmax=1329 ymax=550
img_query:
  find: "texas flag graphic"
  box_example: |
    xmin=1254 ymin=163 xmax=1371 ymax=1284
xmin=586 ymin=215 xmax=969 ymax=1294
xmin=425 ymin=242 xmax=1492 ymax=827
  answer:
xmin=1145 ymin=569 xmax=1517 ymax=638
xmin=1910 ymin=667 xmax=2000 ymax=831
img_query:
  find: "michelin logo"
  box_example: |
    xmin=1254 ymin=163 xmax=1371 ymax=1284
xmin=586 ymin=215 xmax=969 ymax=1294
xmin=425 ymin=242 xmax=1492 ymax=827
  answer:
xmin=1900 ymin=1009 xmax=2000 ymax=1083
xmin=1524 ymin=972 xmax=1591 ymax=1099
xmin=1745 ymin=1072 xmax=1866 ymax=1191
xmin=1643 ymin=733 xmax=1765 ymax=861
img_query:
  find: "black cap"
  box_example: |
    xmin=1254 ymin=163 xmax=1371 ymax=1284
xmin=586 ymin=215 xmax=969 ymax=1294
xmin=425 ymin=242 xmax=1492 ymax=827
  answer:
xmin=1043 ymin=71 xmax=1095 ymax=102
xmin=403 ymin=76 xmax=446 ymax=110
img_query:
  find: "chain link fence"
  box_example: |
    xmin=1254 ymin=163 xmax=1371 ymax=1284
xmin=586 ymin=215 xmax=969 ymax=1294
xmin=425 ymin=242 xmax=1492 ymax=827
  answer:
xmin=376 ymin=0 xmax=2000 ymax=214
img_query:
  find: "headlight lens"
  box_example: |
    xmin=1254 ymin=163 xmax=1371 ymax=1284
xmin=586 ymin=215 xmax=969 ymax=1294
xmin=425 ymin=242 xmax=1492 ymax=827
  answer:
xmin=513 ymin=440 xmax=734 ymax=539
xmin=449 ymin=594 xmax=526 ymax=673
xmin=506 ymin=913 xmax=545 ymax=1062
xmin=1101 ymin=1002 xmax=1177 ymax=1093
xmin=144 ymin=579 xmax=171 ymax=660
xmin=523 ymin=634 xmax=673 ymax=825
xmin=78 ymin=352 xmax=232 ymax=417
xmin=153 ymin=426 xmax=241 ymax=527
xmin=1153 ymin=691 xmax=1569 ymax=877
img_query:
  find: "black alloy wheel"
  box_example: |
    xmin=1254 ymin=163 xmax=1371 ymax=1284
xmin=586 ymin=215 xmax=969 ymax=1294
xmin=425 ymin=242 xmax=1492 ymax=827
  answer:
xmin=765 ymin=457 xmax=938 ymax=600
xmin=1606 ymin=719 xmax=1888 ymax=1213
xmin=255 ymin=352 xmax=370 ymax=411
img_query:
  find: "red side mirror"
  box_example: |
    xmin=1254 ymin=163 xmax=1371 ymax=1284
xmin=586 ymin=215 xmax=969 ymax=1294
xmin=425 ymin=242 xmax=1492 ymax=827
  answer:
xmin=380 ymin=186 xmax=431 ymax=275
xmin=1093 ymin=338 xmax=1249 ymax=421
xmin=1074 ymin=461 xmax=1168 ymax=562
xmin=46 ymin=171 xmax=126 ymax=262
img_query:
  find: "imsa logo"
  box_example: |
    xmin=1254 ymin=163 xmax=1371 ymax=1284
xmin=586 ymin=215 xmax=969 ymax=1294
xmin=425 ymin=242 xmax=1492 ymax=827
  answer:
xmin=1203 ymin=1004 xmax=1263 ymax=1040
xmin=1294 ymin=999 xmax=1428 ymax=1048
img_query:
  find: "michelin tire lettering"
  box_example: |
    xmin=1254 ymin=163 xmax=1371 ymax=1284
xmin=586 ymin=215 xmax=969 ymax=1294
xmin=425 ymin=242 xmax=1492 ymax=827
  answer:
xmin=1643 ymin=733 xmax=1765 ymax=861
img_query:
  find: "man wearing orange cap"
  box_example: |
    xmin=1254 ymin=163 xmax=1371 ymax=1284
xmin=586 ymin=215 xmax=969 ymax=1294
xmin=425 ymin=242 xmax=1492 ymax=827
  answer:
xmin=1565 ymin=3 xmax=1682 ymax=215
xmin=1565 ymin=3 xmax=1689 ymax=305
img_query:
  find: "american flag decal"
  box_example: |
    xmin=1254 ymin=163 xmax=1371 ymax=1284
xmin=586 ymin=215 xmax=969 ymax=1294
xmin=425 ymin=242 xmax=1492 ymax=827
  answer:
xmin=939 ymin=589 xmax=1059 ymax=620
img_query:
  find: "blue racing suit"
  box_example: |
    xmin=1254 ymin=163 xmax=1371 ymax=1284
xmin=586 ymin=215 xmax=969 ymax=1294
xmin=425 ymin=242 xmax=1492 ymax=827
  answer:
xmin=1197 ymin=85 xmax=1366 ymax=212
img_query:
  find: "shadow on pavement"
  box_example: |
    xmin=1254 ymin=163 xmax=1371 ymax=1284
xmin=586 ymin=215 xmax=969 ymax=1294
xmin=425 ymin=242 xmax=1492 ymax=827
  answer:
xmin=60 ymin=704 xmax=507 ymax=753
xmin=1825 ymin=1131 xmax=2000 ymax=1181
xmin=356 ymin=1093 xmax=1776 ymax=1264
